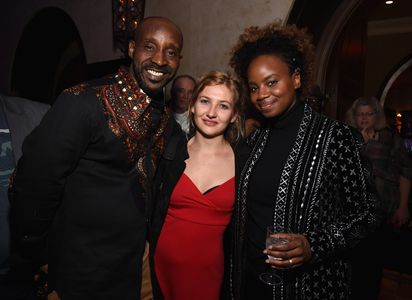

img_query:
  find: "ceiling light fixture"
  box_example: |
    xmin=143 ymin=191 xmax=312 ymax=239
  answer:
xmin=385 ymin=0 xmax=394 ymax=4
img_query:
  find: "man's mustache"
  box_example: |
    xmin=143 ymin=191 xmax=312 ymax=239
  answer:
xmin=143 ymin=63 xmax=173 ymax=75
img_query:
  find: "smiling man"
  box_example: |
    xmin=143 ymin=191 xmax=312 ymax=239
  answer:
xmin=10 ymin=17 xmax=183 ymax=300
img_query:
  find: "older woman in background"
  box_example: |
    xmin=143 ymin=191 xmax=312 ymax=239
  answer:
xmin=346 ymin=96 xmax=412 ymax=299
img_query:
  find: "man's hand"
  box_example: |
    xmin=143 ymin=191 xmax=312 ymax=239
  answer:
xmin=48 ymin=290 xmax=60 ymax=300
xmin=360 ymin=127 xmax=375 ymax=143
xmin=390 ymin=206 xmax=410 ymax=228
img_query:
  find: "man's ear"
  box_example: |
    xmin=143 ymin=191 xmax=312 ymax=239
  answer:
xmin=128 ymin=41 xmax=135 ymax=59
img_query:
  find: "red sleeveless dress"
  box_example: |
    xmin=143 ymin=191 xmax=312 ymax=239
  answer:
xmin=154 ymin=173 xmax=235 ymax=300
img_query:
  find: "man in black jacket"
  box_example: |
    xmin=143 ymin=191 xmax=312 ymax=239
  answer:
xmin=10 ymin=16 xmax=183 ymax=300
xmin=0 ymin=94 xmax=49 ymax=299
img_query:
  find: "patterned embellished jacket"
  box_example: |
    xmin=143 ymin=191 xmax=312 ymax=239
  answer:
xmin=10 ymin=67 xmax=181 ymax=299
xmin=229 ymin=105 xmax=380 ymax=300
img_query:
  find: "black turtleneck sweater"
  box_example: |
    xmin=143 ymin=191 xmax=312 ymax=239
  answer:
xmin=245 ymin=101 xmax=305 ymax=288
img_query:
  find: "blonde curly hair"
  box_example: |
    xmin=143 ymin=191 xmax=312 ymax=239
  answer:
xmin=229 ymin=20 xmax=315 ymax=97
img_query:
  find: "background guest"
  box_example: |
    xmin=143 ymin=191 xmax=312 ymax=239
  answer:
xmin=346 ymin=96 xmax=412 ymax=299
xmin=169 ymin=74 xmax=196 ymax=133
xmin=0 ymin=93 xmax=49 ymax=300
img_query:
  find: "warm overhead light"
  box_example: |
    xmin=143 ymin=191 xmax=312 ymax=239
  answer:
xmin=385 ymin=0 xmax=394 ymax=4
xmin=397 ymin=112 xmax=402 ymax=117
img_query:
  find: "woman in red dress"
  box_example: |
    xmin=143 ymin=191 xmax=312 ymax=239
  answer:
xmin=150 ymin=71 xmax=246 ymax=300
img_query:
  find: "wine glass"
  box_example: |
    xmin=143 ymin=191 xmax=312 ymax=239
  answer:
xmin=259 ymin=225 xmax=289 ymax=285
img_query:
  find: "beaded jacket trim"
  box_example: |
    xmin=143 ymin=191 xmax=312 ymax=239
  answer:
xmin=97 ymin=67 xmax=171 ymax=185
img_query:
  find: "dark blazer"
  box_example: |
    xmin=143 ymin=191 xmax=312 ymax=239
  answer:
xmin=9 ymin=79 xmax=181 ymax=300
xmin=0 ymin=94 xmax=49 ymax=280
xmin=0 ymin=94 xmax=49 ymax=163
xmin=149 ymin=135 xmax=250 ymax=300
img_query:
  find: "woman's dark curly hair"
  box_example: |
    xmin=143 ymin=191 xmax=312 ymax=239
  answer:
xmin=229 ymin=20 xmax=315 ymax=97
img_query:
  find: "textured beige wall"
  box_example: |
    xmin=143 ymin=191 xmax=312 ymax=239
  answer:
xmin=145 ymin=0 xmax=294 ymax=80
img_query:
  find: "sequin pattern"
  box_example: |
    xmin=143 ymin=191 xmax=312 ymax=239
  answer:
xmin=97 ymin=67 xmax=171 ymax=187
xmin=64 ymin=82 xmax=90 ymax=95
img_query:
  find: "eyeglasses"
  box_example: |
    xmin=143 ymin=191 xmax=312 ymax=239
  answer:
xmin=355 ymin=112 xmax=376 ymax=117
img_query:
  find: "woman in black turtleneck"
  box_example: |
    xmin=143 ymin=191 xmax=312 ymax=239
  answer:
xmin=226 ymin=21 xmax=380 ymax=300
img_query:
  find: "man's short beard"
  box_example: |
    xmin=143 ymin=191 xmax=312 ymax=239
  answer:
xmin=131 ymin=67 xmax=164 ymax=102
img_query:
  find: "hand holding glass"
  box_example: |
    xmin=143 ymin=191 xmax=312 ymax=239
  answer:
xmin=259 ymin=225 xmax=289 ymax=285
